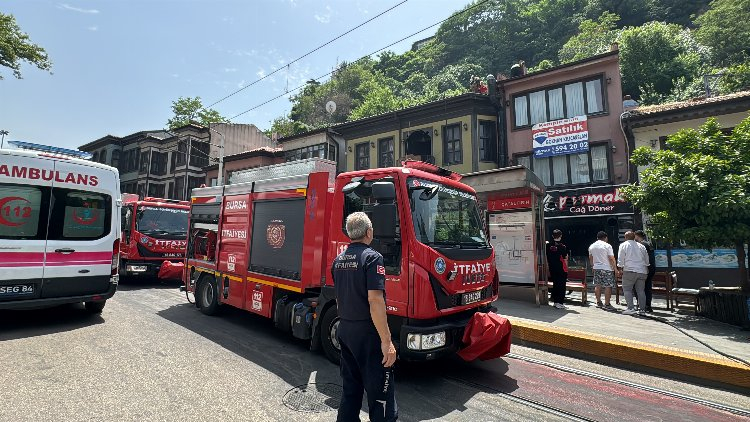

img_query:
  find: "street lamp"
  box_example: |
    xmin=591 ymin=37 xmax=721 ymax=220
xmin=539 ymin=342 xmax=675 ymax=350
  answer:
xmin=0 ymin=130 xmax=8 ymax=149
xmin=207 ymin=124 xmax=226 ymax=186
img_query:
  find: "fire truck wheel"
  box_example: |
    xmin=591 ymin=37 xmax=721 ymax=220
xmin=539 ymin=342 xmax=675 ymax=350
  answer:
xmin=84 ymin=300 xmax=106 ymax=314
xmin=197 ymin=277 xmax=220 ymax=315
xmin=320 ymin=305 xmax=341 ymax=365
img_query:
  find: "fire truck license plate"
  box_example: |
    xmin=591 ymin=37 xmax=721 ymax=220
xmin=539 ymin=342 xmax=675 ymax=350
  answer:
xmin=0 ymin=284 xmax=34 ymax=297
xmin=462 ymin=290 xmax=482 ymax=305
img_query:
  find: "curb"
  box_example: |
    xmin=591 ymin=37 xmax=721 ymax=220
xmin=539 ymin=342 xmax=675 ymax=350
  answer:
xmin=510 ymin=319 xmax=750 ymax=389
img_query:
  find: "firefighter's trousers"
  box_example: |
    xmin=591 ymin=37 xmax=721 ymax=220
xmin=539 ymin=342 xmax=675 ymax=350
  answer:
xmin=337 ymin=319 xmax=397 ymax=422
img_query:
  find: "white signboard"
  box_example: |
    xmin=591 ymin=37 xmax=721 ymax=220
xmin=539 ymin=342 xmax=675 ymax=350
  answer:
xmin=532 ymin=115 xmax=589 ymax=158
xmin=489 ymin=211 xmax=535 ymax=285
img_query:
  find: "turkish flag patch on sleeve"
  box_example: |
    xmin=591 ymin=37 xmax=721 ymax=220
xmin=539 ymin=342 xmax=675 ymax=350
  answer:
xmin=376 ymin=265 xmax=386 ymax=275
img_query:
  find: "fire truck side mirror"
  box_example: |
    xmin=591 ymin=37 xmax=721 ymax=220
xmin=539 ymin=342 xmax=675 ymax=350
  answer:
xmin=371 ymin=181 xmax=395 ymax=203
xmin=371 ymin=203 xmax=397 ymax=239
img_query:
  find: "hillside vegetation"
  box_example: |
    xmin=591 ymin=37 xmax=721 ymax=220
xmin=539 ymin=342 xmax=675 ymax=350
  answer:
xmin=268 ymin=0 xmax=750 ymax=137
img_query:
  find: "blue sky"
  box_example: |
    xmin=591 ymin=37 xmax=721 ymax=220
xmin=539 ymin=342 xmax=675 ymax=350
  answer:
xmin=1 ymin=0 xmax=463 ymax=150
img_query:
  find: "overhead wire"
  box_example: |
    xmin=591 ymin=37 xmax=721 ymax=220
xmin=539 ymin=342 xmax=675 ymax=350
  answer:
xmin=204 ymin=0 xmax=410 ymax=110
xmin=227 ymin=0 xmax=492 ymax=121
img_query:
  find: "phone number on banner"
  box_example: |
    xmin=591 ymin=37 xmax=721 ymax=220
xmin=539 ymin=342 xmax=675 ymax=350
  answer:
xmin=534 ymin=141 xmax=589 ymax=158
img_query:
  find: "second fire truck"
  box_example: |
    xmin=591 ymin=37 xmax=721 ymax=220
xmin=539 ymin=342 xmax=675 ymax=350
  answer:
xmin=184 ymin=158 xmax=510 ymax=363
xmin=120 ymin=194 xmax=189 ymax=278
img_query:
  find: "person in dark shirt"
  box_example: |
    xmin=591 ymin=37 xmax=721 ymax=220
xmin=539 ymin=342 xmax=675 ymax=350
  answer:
xmin=546 ymin=229 xmax=569 ymax=309
xmin=332 ymin=211 xmax=397 ymax=422
xmin=635 ymin=230 xmax=656 ymax=313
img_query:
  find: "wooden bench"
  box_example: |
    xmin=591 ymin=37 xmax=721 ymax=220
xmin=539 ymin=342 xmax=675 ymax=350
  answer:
xmin=544 ymin=269 xmax=588 ymax=306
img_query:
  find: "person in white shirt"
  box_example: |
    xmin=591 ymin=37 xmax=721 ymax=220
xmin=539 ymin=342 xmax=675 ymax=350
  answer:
xmin=617 ymin=231 xmax=650 ymax=315
xmin=589 ymin=231 xmax=618 ymax=311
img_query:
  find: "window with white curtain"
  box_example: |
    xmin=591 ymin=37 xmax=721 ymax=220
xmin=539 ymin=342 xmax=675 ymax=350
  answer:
xmin=591 ymin=144 xmax=609 ymax=181
xmin=529 ymin=90 xmax=547 ymax=125
xmin=511 ymin=76 xmax=606 ymax=128
xmin=570 ymin=152 xmax=591 ymax=184
xmin=565 ymin=82 xmax=585 ymax=118
xmin=548 ymin=88 xmax=564 ymax=121
xmin=515 ymin=96 xmax=528 ymax=127
xmin=586 ymin=79 xmax=604 ymax=114
xmin=517 ymin=144 xmax=608 ymax=186
xmin=517 ymin=155 xmax=531 ymax=170
xmin=552 ymin=155 xmax=569 ymax=185
xmin=533 ymin=156 xmax=551 ymax=186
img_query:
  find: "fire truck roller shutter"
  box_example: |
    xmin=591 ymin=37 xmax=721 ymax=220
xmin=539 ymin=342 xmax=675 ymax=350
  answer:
xmin=249 ymin=199 xmax=306 ymax=280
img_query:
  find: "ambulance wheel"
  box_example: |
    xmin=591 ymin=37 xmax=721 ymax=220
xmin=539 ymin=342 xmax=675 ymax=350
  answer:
xmin=85 ymin=300 xmax=106 ymax=314
xmin=320 ymin=305 xmax=341 ymax=365
xmin=197 ymin=277 xmax=220 ymax=316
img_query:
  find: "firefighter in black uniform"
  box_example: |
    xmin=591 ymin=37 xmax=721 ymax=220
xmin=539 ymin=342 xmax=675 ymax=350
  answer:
xmin=332 ymin=211 xmax=398 ymax=422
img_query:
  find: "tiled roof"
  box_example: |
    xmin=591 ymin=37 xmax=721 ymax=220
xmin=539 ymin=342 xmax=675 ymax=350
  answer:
xmin=630 ymin=91 xmax=750 ymax=116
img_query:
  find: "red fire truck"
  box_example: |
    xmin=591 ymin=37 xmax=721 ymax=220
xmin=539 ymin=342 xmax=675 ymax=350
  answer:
xmin=120 ymin=194 xmax=189 ymax=278
xmin=184 ymin=158 xmax=509 ymax=363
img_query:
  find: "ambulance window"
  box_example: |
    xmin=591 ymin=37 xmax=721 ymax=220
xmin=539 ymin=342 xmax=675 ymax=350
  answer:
xmin=0 ymin=183 xmax=49 ymax=240
xmin=48 ymin=188 xmax=112 ymax=240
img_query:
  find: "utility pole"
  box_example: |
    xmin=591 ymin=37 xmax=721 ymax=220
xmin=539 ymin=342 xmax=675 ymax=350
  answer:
xmin=0 ymin=130 xmax=8 ymax=149
xmin=184 ymin=137 xmax=191 ymax=200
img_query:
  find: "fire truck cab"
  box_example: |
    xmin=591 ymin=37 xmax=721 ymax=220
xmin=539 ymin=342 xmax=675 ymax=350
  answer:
xmin=185 ymin=158 xmax=506 ymax=364
xmin=120 ymin=195 xmax=189 ymax=277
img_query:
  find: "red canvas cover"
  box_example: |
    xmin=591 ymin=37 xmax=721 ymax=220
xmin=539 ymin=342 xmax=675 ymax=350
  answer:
xmin=457 ymin=312 xmax=512 ymax=361
xmin=158 ymin=260 xmax=184 ymax=281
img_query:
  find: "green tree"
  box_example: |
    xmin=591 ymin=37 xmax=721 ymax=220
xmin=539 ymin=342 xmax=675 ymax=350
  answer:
xmin=618 ymin=22 xmax=709 ymax=101
xmin=645 ymin=0 xmax=711 ymax=27
xmin=288 ymin=60 xmax=376 ymax=128
xmin=527 ymin=59 xmax=555 ymax=73
xmin=0 ymin=13 xmax=52 ymax=79
xmin=623 ymin=117 xmax=750 ymax=292
xmin=695 ymin=0 xmax=750 ymax=66
xmin=559 ymin=11 xmax=620 ymax=64
xmin=718 ymin=62 xmax=750 ymax=93
xmin=167 ymin=96 xmax=228 ymax=130
xmin=265 ymin=115 xmax=310 ymax=139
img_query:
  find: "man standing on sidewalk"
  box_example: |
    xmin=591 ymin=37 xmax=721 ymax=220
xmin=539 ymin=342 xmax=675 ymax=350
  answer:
xmin=635 ymin=230 xmax=656 ymax=313
xmin=589 ymin=231 xmax=618 ymax=311
xmin=617 ymin=231 xmax=650 ymax=315
xmin=546 ymin=229 xmax=569 ymax=309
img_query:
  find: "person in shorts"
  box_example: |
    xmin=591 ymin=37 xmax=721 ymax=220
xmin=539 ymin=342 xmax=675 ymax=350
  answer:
xmin=588 ymin=231 xmax=618 ymax=311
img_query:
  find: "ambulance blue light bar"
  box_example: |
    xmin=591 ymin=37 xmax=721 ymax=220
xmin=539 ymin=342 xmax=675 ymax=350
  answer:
xmin=7 ymin=140 xmax=93 ymax=160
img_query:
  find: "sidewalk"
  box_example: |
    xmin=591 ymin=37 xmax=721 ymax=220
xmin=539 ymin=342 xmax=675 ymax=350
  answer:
xmin=494 ymin=287 xmax=750 ymax=390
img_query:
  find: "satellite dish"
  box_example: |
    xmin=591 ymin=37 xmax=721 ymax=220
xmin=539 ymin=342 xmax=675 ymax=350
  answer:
xmin=326 ymin=101 xmax=337 ymax=114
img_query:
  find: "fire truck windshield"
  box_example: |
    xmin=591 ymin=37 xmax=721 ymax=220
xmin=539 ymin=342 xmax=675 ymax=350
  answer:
xmin=136 ymin=206 xmax=188 ymax=238
xmin=408 ymin=178 xmax=488 ymax=249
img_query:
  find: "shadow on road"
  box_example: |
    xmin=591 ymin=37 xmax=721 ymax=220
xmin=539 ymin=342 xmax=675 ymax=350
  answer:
xmin=157 ymin=302 xmax=518 ymax=421
xmin=116 ymin=276 xmax=181 ymax=291
xmin=0 ymin=304 xmax=105 ymax=341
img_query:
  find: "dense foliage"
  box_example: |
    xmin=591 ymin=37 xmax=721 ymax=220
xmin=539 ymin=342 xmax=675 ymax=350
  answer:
xmin=623 ymin=118 xmax=750 ymax=291
xmin=0 ymin=12 xmax=52 ymax=80
xmin=267 ymin=0 xmax=750 ymax=134
xmin=167 ymin=96 xmax=228 ymax=130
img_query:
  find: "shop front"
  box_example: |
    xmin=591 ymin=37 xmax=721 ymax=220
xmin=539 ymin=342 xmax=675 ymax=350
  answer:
xmin=542 ymin=184 xmax=635 ymax=270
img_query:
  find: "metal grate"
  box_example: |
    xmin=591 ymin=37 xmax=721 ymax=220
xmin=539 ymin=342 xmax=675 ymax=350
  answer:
xmin=282 ymin=383 xmax=342 ymax=413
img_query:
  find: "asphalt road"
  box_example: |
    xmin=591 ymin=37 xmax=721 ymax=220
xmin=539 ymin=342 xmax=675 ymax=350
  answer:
xmin=1 ymin=279 xmax=748 ymax=422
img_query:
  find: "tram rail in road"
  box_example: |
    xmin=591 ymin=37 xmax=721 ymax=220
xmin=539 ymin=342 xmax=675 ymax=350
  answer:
xmin=505 ymin=353 xmax=750 ymax=418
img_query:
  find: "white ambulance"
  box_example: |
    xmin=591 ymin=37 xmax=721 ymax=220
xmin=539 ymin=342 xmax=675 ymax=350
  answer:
xmin=0 ymin=141 xmax=121 ymax=313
